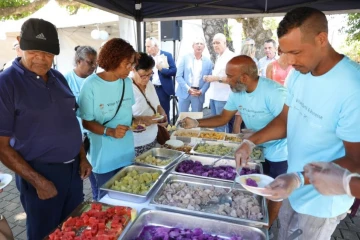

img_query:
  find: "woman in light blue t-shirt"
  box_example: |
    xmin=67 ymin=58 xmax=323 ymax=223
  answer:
xmin=78 ymin=39 xmax=150 ymax=200
xmin=64 ymin=46 xmax=97 ymax=102
xmin=64 ymin=46 xmax=97 ymax=134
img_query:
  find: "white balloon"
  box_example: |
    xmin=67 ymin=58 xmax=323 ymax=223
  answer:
xmin=100 ymin=30 xmax=109 ymax=40
xmin=91 ymin=29 xmax=100 ymax=40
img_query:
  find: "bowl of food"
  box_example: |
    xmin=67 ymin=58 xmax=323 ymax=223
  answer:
xmin=131 ymin=123 xmax=146 ymax=133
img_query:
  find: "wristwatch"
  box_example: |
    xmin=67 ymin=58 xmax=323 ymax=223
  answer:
xmin=218 ymin=77 xmax=223 ymax=83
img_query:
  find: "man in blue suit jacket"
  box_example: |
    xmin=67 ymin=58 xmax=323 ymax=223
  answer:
xmin=175 ymin=37 xmax=213 ymax=112
xmin=145 ymin=37 xmax=177 ymax=121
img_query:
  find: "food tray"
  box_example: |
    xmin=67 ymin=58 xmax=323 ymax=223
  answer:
xmin=198 ymin=130 xmax=226 ymax=141
xmin=100 ymin=165 xmax=165 ymax=203
xmin=190 ymin=141 xmax=240 ymax=158
xmin=44 ymin=201 xmax=134 ymax=239
xmin=162 ymin=143 xmax=194 ymax=154
xmin=121 ymin=209 xmax=268 ymax=239
xmin=223 ymin=133 xmax=244 ymax=143
xmin=134 ymin=148 xmax=184 ymax=170
xmin=170 ymin=129 xmax=201 ymax=140
xmin=150 ymin=174 xmax=269 ymax=227
xmin=191 ymin=141 xmax=265 ymax=161
xmin=171 ymin=155 xmax=263 ymax=183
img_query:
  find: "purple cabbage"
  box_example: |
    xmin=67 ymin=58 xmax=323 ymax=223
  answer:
xmin=246 ymin=178 xmax=258 ymax=187
xmin=175 ymin=159 xmax=259 ymax=180
xmin=135 ymin=226 xmax=243 ymax=240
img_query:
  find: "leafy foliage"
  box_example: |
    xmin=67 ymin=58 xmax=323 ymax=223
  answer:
xmin=0 ymin=0 xmax=44 ymax=20
xmin=0 ymin=0 xmax=90 ymax=21
xmin=346 ymin=13 xmax=360 ymax=42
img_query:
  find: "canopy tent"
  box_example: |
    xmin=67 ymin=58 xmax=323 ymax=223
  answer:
xmin=76 ymin=0 xmax=360 ymax=50
xmin=76 ymin=0 xmax=360 ymax=21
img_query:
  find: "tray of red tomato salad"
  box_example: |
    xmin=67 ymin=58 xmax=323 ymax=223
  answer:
xmin=45 ymin=201 xmax=136 ymax=240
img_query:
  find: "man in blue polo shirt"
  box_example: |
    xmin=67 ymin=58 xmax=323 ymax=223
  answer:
xmin=0 ymin=18 xmax=92 ymax=240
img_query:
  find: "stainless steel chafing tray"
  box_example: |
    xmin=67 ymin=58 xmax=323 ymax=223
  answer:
xmin=150 ymin=174 xmax=269 ymax=227
xmin=190 ymin=141 xmax=240 ymax=158
xmin=171 ymin=155 xmax=263 ymax=183
xmin=100 ymin=165 xmax=165 ymax=203
xmin=134 ymin=148 xmax=184 ymax=170
xmin=121 ymin=209 xmax=268 ymax=240
xmin=191 ymin=141 xmax=265 ymax=161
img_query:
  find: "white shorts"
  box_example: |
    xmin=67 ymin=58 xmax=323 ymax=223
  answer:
xmin=278 ymin=199 xmax=346 ymax=240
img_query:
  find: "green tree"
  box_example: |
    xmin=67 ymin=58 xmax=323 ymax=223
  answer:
xmin=346 ymin=13 xmax=360 ymax=42
xmin=0 ymin=0 xmax=89 ymax=21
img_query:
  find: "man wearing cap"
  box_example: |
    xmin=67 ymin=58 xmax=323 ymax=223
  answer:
xmin=175 ymin=37 xmax=213 ymax=112
xmin=2 ymin=40 xmax=23 ymax=71
xmin=0 ymin=18 xmax=92 ymax=239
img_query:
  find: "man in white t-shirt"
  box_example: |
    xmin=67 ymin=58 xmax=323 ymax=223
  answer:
xmin=204 ymin=33 xmax=236 ymax=132
xmin=258 ymin=39 xmax=277 ymax=77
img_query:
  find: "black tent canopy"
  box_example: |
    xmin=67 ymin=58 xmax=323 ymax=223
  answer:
xmin=77 ymin=0 xmax=360 ymax=22
xmin=76 ymin=0 xmax=360 ymax=50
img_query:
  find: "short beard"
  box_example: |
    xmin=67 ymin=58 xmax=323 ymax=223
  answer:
xmin=231 ymin=81 xmax=247 ymax=93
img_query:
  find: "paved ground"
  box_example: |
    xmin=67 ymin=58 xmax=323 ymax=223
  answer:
xmin=1 ymin=161 xmax=360 ymax=239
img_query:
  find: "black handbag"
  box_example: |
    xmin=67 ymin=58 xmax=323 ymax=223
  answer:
xmin=84 ymin=82 xmax=126 ymax=153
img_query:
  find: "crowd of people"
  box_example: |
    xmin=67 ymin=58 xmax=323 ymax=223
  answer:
xmin=0 ymin=6 xmax=359 ymax=240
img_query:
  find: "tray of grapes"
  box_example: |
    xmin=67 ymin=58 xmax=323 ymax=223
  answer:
xmin=100 ymin=165 xmax=165 ymax=203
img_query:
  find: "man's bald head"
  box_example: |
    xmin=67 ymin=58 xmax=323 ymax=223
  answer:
xmin=228 ymin=55 xmax=258 ymax=80
xmin=277 ymin=7 xmax=328 ymax=42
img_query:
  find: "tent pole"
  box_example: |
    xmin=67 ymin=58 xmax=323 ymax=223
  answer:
xmin=136 ymin=21 xmax=142 ymax=51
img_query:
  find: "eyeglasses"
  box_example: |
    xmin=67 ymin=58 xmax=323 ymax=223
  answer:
xmin=212 ymin=41 xmax=221 ymax=45
xmin=126 ymin=61 xmax=136 ymax=69
xmin=137 ymin=71 xmax=154 ymax=80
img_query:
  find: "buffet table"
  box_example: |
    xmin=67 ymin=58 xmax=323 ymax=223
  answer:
xmin=47 ymin=129 xmax=269 ymax=239
xmin=97 ymin=132 xmax=269 ymax=239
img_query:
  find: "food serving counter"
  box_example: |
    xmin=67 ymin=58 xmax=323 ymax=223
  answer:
xmin=47 ymin=140 xmax=269 ymax=239
xmin=98 ymin=152 xmax=269 ymax=239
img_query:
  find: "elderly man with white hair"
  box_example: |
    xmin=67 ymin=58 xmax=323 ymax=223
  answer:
xmin=145 ymin=37 xmax=177 ymax=121
xmin=203 ymin=33 xmax=236 ymax=132
xmin=2 ymin=40 xmax=23 ymax=71
xmin=175 ymin=36 xmax=213 ymax=112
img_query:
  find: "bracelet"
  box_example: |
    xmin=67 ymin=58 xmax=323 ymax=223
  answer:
xmin=103 ymin=127 xmax=107 ymax=136
xmin=296 ymin=172 xmax=305 ymax=187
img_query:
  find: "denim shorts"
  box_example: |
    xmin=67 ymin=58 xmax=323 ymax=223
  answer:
xmin=262 ymin=159 xmax=288 ymax=178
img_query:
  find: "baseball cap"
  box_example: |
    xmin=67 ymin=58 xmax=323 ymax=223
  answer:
xmin=20 ymin=18 xmax=60 ymax=55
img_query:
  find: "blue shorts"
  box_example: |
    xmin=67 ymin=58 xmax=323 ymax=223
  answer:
xmin=262 ymin=159 xmax=288 ymax=179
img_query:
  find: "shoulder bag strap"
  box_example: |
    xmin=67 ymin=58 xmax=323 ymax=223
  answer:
xmin=132 ymin=80 xmax=156 ymax=114
xmin=103 ymin=80 xmax=126 ymax=125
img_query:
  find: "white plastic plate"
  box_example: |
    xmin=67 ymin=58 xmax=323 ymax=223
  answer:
xmin=0 ymin=173 xmax=12 ymax=190
xmin=165 ymin=139 xmax=184 ymax=148
xmin=236 ymin=174 xmax=283 ymax=201
xmin=152 ymin=115 xmax=164 ymax=121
